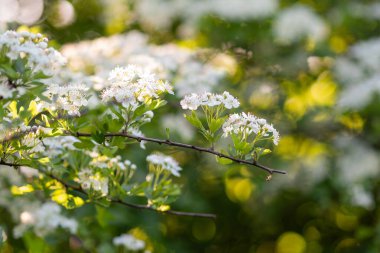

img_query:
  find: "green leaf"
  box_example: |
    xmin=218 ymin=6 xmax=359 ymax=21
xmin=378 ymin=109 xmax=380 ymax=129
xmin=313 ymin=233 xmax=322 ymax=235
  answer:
xmin=94 ymin=198 xmax=111 ymax=208
xmin=0 ymin=63 xmax=19 ymax=79
xmin=32 ymin=70 xmax=51 ymax=80
xmin=209 ymin=117 xmax=225 ymax=133
xmin=23 ymin=232 xmax=49 ymax=253
xmin=92 ymin=131 xmax=105 ymax=144
xmin=74 ymin=139 xmax=95 ymax=150
xmin=14 ymin=57 xmax=25 ymax=74
xmin=216 ymin=156 xmax=233 ymax=165
xmin=184 ymin=111 xmax=204 ymax=129
xmin=110 ymin=106 xmax=124 ymax=121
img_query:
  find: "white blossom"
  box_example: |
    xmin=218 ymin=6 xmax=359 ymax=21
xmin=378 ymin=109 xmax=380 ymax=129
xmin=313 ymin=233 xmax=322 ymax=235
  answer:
xmin=89 ymin=152 xmax=136 ymax=172
xmin=113 ymin=234 xmax=145 ymax=251
xmin=13 ymin=202 xmax=77 ymax=238
xmin=77 ymin=169 xmax=109 ymax=196
xmin=273 ymin=4 xmax=328 ymax=44
xmin=101 ymin=65 xmax=173 ymax=110
xmin=0 ymin=31 xmax=66 ymax=76
xmin=45 ymin=83 xmax=89 ymax=115
xmin=335 ymin=136 xmax=380 ymax=184
xmin=180 ymin=91 xmax=240 ymax=111
xmin=222 ymin=112 xmax=280 ymax=145
xmin=59 ymin=31 xmax=226 ymax=96
xmin=335 ymin=37 xmax=380 ymax=109
xmin=147 ymin=153 xmax=182 ymax=177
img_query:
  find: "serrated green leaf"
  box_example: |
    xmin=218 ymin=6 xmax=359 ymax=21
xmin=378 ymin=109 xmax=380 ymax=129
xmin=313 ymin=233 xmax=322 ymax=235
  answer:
xmin=209 ymin=118 xmax=225 ymax=133
xmin=184 ymin=111 xmax=204 ymax=129
xmin=92 ymin=131 xmax=105 ymax=144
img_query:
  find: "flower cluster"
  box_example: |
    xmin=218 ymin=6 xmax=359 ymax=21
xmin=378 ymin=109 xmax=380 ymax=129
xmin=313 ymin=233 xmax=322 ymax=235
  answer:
xmin=45 ymin=83 xmax=89 ymax=115
xmin=59 ymin=32 xmax=227 ymax=97
xmin=89 ymin=153 xmax=137 ymax=171
xmin=42 ymin=136 xmax=79 ymax=156
xmin=77 ymin=168 xmax=109 ymax=196
xmin=101 ymin=65 xmax=173 ymax=110
xmin=0 ymin=31 xmax=66 ymax=76
xmin=14 ymin=202 xmax=77 ymax=238
xmin=113 ymin=234 xmax=146 ymax=251
xmin=335 ymin=37 xmax=380 ymax=109
xmin=180 ymin=91 xmax=240 ymax=110
xmin=222 ymin=112 xmax=280 ymax=145
xmin=146 ymin=153 xmax=181 ymax=177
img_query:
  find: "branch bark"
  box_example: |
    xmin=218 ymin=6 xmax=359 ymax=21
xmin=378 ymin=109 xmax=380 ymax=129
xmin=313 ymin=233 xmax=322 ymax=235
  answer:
xmin=73 ymin=132 xmax=287 ymax=175
xmin=0 ymin=160 xmax=216 ymax=219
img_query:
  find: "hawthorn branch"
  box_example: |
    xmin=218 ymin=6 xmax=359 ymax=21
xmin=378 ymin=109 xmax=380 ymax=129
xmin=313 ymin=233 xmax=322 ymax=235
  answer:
xmin=0 ymin=160 xmax=216 ymax=219
xmin=73 ymin=132 xmax=287 ymax=175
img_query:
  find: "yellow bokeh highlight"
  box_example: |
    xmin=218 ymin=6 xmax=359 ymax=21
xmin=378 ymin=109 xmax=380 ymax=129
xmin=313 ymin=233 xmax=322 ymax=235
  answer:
xmin=284 ymin=72 xmax=337 ymax=118
xmin=16 ymin=25 xmax=42 ymax=34
xmin=177 ymin=34 xmax=207 ymax=49
xmin=284 ymin=96 xmax=307 ymax=118
xmin=276 ymin=135 xmax=326 ymax=164
xmin=105 ymin=18 xmax=127 ymax=35
xmin=225 ymin=178 xmax=255 ymax=203
xmin=335 ymin=238 xmax=357 ymax=252
xmin=335 ymin=211 xmax=358 ymax=231
xmin=339 ymin=113 xmax=364 ymax=132
xmin=51 ymin=189 xmax=68 ymax=203
xmin=157 ymin=205 xmax=170 ymax=212
xmin=38 ymin=157 xmax=50 ymax=164
xmin=11 ymin=184 xmax=34 ymax=195
xmin=329 ymin=36 xmax=348 ymax=54
xmin=9 ymin=101 xmax=18 ymax=119
xmin=309 ymin=72 xmax=336 ymax=106
xmin=51 ymin=188 xmax=84 ymax=209
xmin=276 ymin=232 xmax=306 ymax=253
xmin=192 ymin=219 xmax=216 ymax=241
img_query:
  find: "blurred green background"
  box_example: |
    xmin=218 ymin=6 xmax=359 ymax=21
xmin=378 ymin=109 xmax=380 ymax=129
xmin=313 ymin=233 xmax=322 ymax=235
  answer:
xmin=1 ymin=0 xmax=380 ymax=252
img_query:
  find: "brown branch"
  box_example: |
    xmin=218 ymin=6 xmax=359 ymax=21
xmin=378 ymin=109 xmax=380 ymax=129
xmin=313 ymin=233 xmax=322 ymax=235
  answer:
xmin=0 ymin=160 xmax=216 ymax=219
xmin=73 ymin=132 xmax=287 ymax=175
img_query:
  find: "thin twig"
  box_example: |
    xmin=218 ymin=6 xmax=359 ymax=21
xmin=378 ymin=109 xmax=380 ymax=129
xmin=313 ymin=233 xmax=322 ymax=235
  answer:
xmin=0 ymin=160 xmax=216 ymax=219
xmin=73 ymin=132 xmax=287 ymax=175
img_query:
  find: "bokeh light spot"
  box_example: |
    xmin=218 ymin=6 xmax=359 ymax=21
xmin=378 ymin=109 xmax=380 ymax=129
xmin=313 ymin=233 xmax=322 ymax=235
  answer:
xmin=335 ymin=211 xmax=358 ymax=231
xmin=192 ymin=220 xmax=216 ymax=241
xmin=276 ymin=232 xmax=306 ymax=253
xmin=0 ymin=0 xmax=20 ymax=22
xmin=225 ymin=178 xmax=254 ymax=202
xmin=17 ymin=0 xmax=44 ymax=25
